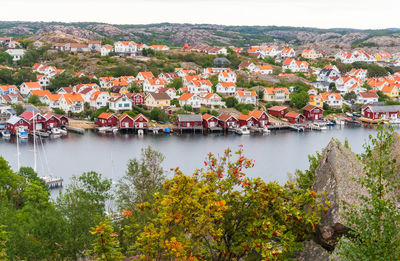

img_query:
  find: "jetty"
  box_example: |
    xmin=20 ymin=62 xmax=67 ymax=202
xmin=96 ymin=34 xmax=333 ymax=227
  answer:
xmin=66 ymin=126 xmax=85 ymax=134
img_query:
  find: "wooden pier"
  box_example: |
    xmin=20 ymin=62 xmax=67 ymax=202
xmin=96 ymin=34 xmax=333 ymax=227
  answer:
xmin=66 ymin=126 xmax=85 ymax=134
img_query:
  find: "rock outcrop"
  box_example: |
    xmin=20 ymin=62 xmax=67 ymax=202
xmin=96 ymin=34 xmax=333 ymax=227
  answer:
xmin=295 ymin=240 xmax=330 ymax=261
xmin=312 ymin=139 xmax=366 ymax=250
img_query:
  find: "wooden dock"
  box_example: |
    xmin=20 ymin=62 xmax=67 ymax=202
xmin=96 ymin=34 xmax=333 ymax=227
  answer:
xmin=66 ymin=126 xmax=85 ymax=134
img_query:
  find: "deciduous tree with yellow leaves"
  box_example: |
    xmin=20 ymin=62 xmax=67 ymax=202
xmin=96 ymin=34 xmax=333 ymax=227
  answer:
xmin=127 ymin=148 xmax=328 ymax=260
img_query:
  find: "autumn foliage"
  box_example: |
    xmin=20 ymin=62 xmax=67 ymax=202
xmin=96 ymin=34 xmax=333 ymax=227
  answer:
xmin=119 ymin=148 xmax=328 ymax=260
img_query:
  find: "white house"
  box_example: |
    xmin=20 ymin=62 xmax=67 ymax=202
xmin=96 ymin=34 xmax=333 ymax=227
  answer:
xmin=282 ymin=58 xmax=309 ymax=73
xmin=199 ymin=92 xmax=225 ymax=107
xmin=59 ymin=93 xmax=84 ymax=113
xmin=6 ymin=49 xmax=25 ymax=61
xmin=142 ymin=78 xmax=167 ymax=93
xmin=136 ymin=72 xmax=155 ymax=81
xmin=347 ymin=68 xmax=368 ymax=80
xmin=108 ymin=94 xmax=132 ymax=112
xmin=321 ymin=93 xmax=343 ymax=109
xmin=280 ymin=47 xmax=295 ymax=59
xmin=235 ymin=90 xmax=257 ymax=105
xmin=254 ymin=65 xmax=273 ymax=74
xmin=178 ymin=93 xmax=201 ymax=109
xmin=114 ymin=41 xmax=137 ymax=56
xmin=101 ymin=45 xmax=114 ymax=56
xmin=187 ymin=79 xmax=212 ymax=95
xmin=37 ymin=75 xmax=50 ymax=87
xmin=90 ymin=91 xmax=111 ymax=109
xmin=357 ymin=92 xmax=379 ymax=104
xmin=20 ymin=82 xmax=42 ymax=96
xmin=218 ymin=71 xmax=237 ymax=83
xmin=216 ymin=82 xmax=236 ymax=96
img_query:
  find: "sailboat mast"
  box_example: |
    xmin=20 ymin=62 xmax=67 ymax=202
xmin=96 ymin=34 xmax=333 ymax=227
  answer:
xmin=33 ymin=112 xmax=37 ymax=172
xmin=16 ymin=127 xmax=20 ymax=171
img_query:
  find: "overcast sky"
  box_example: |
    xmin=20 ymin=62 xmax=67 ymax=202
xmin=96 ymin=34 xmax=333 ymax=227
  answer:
xmin=1 ymin=0 xmax=399 ymax=29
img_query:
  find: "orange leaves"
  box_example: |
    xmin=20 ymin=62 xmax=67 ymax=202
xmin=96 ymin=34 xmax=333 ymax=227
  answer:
xmin=95 ymin=225 xmax=104 ymax=235
xmin=122 ymin=209 xmax=132 ymax=216
xmin=214 ymin=200 xmax=226 ymax=207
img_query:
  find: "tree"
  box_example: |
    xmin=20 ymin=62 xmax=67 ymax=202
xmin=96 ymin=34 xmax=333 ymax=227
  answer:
xmin=56 ymin=171 xmax=113 ymax=259
xmin=134 ymin=149 xmax=328 ymax=260
xmin=289 ymin=91 xmax=309 ymax=109
xmin=183 ymin=104 xmax=193 ymax=112
xmin=129 ymin=82 xmax=142 ymax=93
xmin=90 ymin=220 xmax=123 ymax=261
xmin=0 ymin=225 xmax=7 ymax=260
xmin=117 ymin=146 xmax=165 ymax=210
xmin=343 ymin=91 xmax=357 ymax=101
xmin=337 ymin=126 xmax=400 ymax=260
xmin=329 ymin=82 xmax=337 ymax=92
xmin=166 ymin=78 xmax=183 ymax=90
xmin=0 ymin=52 xmax=13 ymax=66
xmin=28 ymin=95 xmax=42 ymax=106
xmin=11 ymin=104 xmax=24 ymax=115
xmin=225 ymin=97 xmax=238 ymax=108
xmin=150 ymin=108 xmax=169 ymax=122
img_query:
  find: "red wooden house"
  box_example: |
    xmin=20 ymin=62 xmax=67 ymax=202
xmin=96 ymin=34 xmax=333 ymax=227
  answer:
xmin=19 ymin=111 xmax=46 ymax=131
xmin=267 ymin=106 xmax=287 ymax=118
xmin=127 ymin=93 xmax=145 ymax=106
xmin=248 ymin=110 xmax=269 ymax=127
xmin=6 ymin=116 xmax=30 ymax=134
xmin=202 ymin=114 xmax=219 ymax=129
xmin=284 ymin=112 xmax=305 ymax=124
xmin=43 ymin=114 xmax=61 ymax=129
xmin=362 ymin=105 xmax=400 ymax=120
xmin=302 ymin=105 xmax=323 ymax=121
xmin=95 ymin=112 xmax=118 ymax=127
xmin=119 ymin=114 xmax=134 ymax=129
xmin=58 ymin=115 xmax=69 ymax=126
xmin=238 ymin=114 xmax=257 ymax=127
xmin=133 ymin=113 xmax=149 ymax=129
xmin=218 ymin=114 xmax=238 ymax=130
xmin=177 ymin=114 xmax=203 ymax=131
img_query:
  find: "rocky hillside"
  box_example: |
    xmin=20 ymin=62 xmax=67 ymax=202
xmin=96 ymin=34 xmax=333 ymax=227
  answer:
xmin=1 ymin=21 xmax=400 ymax=52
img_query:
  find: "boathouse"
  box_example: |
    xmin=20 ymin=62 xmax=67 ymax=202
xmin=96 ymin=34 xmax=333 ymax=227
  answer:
xmin=238 ymin=114 xmax=257 ymax=127
xmin=284 ymin=112 xmax=305 ymax=124
xmin=119 ymin=114 xmax=134 ymax=129
xmin=177 ymin=114 xmax=203 ymax=132
xmin=202 ymin=114 xmax=220 ymax=129
xmin=6 ymin=116 xmax=30 ymax=134
xmin=302 ymin=105 xmax=323 ymax=121
xmin=95 ymin=112 xmax=118 ymax=127
xmin=217 ymin=114 xmax=238 ymax=130
xmin=363 ymin=105 xmax=400 ymax=120
xmin=133 ymin=113 xmax=149 ymax=129
xmin=267 ymin=106 xmax=287 ymax=118
xmin=43 ymin=114 xmax=61 ymax=129
xmin=19 ymin=111 xmax=46 ymax=131
xmin=248 ymin=110 xmax=269 ymax=127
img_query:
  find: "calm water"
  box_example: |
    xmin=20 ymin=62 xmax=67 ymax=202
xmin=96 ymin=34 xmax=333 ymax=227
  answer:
xmin=0 ymin=127 xmax=378 ymax=192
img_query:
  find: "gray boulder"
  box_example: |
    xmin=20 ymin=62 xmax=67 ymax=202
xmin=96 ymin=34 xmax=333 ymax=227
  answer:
xmin=295 ymin=240 xmax=330 ymax=261
xmin=312 ymin=138 xmax=366 ymax=250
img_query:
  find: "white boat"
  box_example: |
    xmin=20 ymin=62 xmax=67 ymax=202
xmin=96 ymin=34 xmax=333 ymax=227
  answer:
xmin=18 ymin=130 xmax=29 ymax=139
xmin=51 ymin=128 xmax=62 ymax=135
xmin=59 ymin=128 xmax=68 ymax=135
xmin=112 ymin=127 xmax=119 ymax=133
xmin=236 ymin=126 xmax=250 ymax=135
xmin=97 ymin=126 xmax=110 ymax=133
xmin=262 ymin=127 xmax=271 ymax=134
xmin=1 ymin=129 xmax=11 ymax=138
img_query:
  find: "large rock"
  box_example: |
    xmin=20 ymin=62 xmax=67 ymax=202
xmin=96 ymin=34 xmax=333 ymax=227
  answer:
xmin=312 ymin=139 xmax=366 ymax=250
xmin=295 ymin=240 xmax=330 ymax=261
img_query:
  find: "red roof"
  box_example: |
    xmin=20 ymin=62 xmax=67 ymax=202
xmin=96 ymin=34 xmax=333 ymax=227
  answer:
xmin=97 ymin=112 xmax=115 ymax=120
xmin=268 ymin=106 xmax=287 ymax=112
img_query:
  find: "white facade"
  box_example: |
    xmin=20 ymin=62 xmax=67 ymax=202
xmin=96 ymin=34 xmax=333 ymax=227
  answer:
xmin=6 ymin=49 xmax=25 ymax=61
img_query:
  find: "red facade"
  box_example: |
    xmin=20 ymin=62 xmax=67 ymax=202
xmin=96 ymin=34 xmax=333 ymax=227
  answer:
xmin=218 ymin=114 xmax=238 ymax=129
xmin=178 ymin=120 xmax=202 ymax=128
xmin=119 ymin=114 xmax=134 ymax=129
xmin=238 ymin=116 xmax=257 ymax=127
xmin=7 ymin=119 xmax=30 ymax=134
xmin=19 ymin=112 xmax=46 ymax=131
xmin=95 ymin=113 xmax=118 ymax=127
xmin=203 ymin=117 xmax=219 ymax=129
xmin=44 ymin=115 xmax=61 ymax=129
xmin=129 ymin=93 xmax=145 ymax=106
xmin=267 ymin=107 xmax=287 ymax=118
xmin=133 ymin=114 xmax=149 ymax=129
xmin=363 ymin=107 xmax=399 ymax=120
xmin=249 ymin=111 xmax=269 ymax=127
xmin=303 ymin=105 xmax=323 ymax=121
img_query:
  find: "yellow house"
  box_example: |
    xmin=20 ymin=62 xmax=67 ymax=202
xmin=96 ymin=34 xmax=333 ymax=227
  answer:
xmin=301 ymin=48 xmax=322 ymax=60
xmin=381 ymin=84 xmax=399 ymax=99
xmin=309 ymin=94 xmax=323 ymax=108
xmin=263 ymin=87 xmax=290 ymax=103
xmin=145 ymin=92 xmax=171 ymax=109
xmin=375 ymin=52 xmax=392 ymax=63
